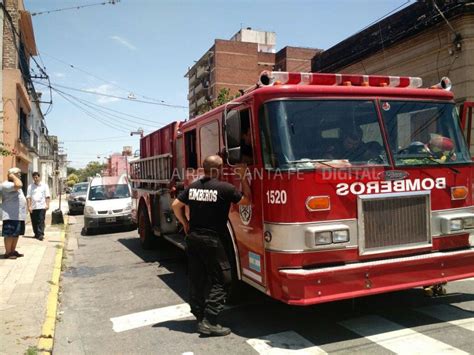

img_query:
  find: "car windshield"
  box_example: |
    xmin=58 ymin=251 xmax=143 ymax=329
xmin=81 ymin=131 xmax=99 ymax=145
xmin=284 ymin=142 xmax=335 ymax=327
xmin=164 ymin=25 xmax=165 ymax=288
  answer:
xmin=381 ymin=101 xmax=471 ymax=166
xmin=88 ymin=184 xmax=130 ymax=200
xmin=72 ymin=184 xmax=88 ymax=193
xmin=260 ymin=100 xmax=389 ymax=170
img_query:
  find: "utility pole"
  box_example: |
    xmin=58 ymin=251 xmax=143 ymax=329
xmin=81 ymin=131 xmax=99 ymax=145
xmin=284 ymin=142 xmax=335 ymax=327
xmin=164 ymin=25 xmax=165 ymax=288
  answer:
xmin=52 ymin=141 xmax=64 ymax=224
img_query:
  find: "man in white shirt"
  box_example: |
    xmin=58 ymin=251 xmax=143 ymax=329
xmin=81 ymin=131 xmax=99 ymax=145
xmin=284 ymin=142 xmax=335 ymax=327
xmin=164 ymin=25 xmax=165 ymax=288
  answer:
xmin=26 ymin=172 xmax=51 ymax=241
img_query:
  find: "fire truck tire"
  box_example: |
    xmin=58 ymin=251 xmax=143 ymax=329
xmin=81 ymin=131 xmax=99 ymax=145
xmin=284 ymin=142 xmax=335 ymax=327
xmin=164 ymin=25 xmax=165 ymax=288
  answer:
xmin=138 ymin=206 xmax=154 ymax=250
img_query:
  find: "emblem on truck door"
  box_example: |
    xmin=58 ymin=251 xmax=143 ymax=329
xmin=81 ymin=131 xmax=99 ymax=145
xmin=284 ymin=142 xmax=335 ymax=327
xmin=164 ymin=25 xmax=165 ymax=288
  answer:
xmin=239 ymin=205 xmax=252 ymax=225
xmin=378 ymin=170 xmax=409 ymax=181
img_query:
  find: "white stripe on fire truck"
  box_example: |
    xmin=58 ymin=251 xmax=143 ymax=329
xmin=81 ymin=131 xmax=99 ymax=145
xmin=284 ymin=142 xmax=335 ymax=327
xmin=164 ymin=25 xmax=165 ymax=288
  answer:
xmin=242 ymin=268 xmax=262 ymax=283
xmin=110 ymin=303 xmax=192 ymax=332
xmin=339 ymin=315 xmax=468 ymax=355
xmin=417 ymin=305 xmax=474 ymax=332
xmin=247 ymin=331 xmax=327 ymax=354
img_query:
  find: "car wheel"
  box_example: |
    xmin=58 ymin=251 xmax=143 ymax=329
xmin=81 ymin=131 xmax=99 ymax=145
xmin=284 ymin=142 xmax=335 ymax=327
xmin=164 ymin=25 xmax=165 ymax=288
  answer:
xmin=138 ymin=206 xmax=154 ymax=249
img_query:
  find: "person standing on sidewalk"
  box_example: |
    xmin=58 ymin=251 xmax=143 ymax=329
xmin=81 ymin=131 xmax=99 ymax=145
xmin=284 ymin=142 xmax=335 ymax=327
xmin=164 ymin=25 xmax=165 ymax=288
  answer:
xmin=26 ymin=172 xmax=50 ymax=241
xmin=1 ymin=167 xmax=26 ymax=259
xmin=172 ymin=155 xmax=251 ymax=337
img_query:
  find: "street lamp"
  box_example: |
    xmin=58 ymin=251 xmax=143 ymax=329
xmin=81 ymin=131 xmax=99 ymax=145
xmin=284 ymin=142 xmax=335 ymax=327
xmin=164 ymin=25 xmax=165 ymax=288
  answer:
xmin=130 ymin=127 xmax=144 ymax=138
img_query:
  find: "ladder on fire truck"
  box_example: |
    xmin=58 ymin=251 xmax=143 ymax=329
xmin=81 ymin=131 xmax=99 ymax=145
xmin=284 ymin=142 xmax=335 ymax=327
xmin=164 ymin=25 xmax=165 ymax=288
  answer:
xmin=129 ymin=153 xmax=173 ymax=188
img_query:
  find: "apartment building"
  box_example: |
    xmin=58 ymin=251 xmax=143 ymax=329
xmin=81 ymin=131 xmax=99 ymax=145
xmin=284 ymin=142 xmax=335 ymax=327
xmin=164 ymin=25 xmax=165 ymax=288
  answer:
xmin=1 ymin=0 xmax=60 ymax=194
xmin=1 ymin=0 xmax=37 ymax=186
xmin=185 ymin=28 xmax=320 ymax=118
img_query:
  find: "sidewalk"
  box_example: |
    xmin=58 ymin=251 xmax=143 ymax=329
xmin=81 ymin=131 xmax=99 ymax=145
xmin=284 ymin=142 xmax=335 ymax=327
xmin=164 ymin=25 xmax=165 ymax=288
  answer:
xmin=0 ymin=197 xmax=69 ymax=355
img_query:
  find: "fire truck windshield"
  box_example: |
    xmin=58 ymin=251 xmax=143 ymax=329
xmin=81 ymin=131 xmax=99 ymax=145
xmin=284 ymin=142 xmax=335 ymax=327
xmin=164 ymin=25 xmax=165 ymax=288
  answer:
xmin=381 ymin=101 xmax=471 ymax=166
xmin=260 ymin=100 xmax=389 ymax=170
xmin=260 ymin=99 xmax=471 ymax=170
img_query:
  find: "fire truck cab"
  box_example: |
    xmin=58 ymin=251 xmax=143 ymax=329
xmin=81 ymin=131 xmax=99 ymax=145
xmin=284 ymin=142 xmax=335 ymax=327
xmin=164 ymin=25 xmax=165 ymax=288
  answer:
xmin=130 ymin=71 xmax=474 ymax=305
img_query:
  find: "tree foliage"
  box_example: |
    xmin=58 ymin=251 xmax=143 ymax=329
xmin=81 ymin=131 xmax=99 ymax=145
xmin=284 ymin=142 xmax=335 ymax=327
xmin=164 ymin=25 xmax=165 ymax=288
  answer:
xmin=70 ymin=161 xmax=107 ymax=182
xmin=67 ymin=167 xmax=77 ymax=176
xmin=197 ymin=88 xmax=241 ymax=115
xmin=66 ymin=173 xmax=79 ymax=187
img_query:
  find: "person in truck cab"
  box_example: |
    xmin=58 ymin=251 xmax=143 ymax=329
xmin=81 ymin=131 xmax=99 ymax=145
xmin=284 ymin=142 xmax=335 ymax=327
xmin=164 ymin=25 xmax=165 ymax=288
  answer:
xmin=172 ymin=155 xmax=251 ymax=337
xmin=337 ymin=127 xmax=368 ymax=162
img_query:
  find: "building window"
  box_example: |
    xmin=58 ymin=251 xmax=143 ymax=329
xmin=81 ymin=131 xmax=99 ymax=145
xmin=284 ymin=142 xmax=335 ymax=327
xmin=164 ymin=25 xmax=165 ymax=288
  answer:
xmin=19 ymin=108 xmax=30 ymax=146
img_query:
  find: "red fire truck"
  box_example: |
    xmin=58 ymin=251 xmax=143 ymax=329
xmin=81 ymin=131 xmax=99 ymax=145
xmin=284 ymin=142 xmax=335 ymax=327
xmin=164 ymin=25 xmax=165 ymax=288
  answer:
xmin=130 ymin=71 xmax=474 ymax=305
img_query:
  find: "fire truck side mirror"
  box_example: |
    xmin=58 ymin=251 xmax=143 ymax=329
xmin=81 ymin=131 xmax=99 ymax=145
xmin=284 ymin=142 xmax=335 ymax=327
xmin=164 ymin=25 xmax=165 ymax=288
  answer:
xmin=224 ymin=110 xmax=242 ymax=165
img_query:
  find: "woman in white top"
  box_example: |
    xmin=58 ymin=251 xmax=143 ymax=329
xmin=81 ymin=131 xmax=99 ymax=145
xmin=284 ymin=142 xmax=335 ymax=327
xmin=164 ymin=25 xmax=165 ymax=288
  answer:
xmin=2 ymin=167 xmax=26 ymax=259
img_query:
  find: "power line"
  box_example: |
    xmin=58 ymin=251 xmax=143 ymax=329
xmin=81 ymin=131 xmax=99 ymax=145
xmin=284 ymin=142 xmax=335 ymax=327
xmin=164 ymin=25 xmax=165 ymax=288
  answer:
xmin=31 ymin=1 xmax=119 ymax=16
xmin=34 ymin=81 xmax=169 ymax=126
xmin=63 ymin=135 xmax=132 ymax=142
xmin=54 ymin=90 xmax=133 ymax=134
xmin=50 ymin=82 xmax=187 ymax=108
xmin=47 ymin=85 xmax=161 ymax=129
xmin=41 ymin=51 xmax=187 ymax=108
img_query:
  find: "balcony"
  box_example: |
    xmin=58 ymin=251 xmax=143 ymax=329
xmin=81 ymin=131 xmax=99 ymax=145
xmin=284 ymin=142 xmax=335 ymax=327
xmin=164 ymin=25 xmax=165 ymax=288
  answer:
xmin=197 ymin=65 xmax=209 ymax=79
xmin=28 ymin=132 xmax=39 ymax=153
xmin=196 ymin=95 xmax=209 ymax=108
xmin=189 ymin=72 xmax=197 ymax=85
xmin=187 ymin=88 xmax=195 ymax=100
xmin=195 ymin=80 xmax=210 ymax=98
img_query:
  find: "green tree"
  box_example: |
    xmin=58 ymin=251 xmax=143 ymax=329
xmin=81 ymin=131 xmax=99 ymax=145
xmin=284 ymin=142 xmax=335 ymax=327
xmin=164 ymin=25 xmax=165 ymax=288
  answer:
xmin=197 ymin=88 xmax=241 ymax=115
xmin=67 ymin=167 xmax=77 ymax=176
xmin=66 ymin=173 xmax=79 ymax=187
xmin=77 ymin=161 xmax=107 ymax=182
xmin=0 ymin=142 xmax=11 ymax=156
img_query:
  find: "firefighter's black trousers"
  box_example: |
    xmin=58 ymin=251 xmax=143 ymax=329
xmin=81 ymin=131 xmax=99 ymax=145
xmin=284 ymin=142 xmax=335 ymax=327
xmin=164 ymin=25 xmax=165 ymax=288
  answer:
xmin=185 ymin=230 xmax=231 ymax=324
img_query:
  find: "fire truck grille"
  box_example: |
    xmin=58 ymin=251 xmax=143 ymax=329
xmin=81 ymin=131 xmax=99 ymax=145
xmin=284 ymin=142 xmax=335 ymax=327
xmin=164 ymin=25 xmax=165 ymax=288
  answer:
xmin=359 ymin=193 xmax=430 ymax=253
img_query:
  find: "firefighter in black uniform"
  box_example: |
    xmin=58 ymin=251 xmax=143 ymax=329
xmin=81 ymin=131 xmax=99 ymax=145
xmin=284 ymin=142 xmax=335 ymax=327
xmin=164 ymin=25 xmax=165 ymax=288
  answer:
xmin=172 ymin=155 xmax=251 ymax=336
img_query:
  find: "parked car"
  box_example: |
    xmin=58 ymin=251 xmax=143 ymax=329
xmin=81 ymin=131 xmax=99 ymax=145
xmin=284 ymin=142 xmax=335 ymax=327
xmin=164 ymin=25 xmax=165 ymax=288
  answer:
xmin=67 ymin=182 xmax=89 ymax=214
xmin=83 ymin=175 xmax=134 ymax=234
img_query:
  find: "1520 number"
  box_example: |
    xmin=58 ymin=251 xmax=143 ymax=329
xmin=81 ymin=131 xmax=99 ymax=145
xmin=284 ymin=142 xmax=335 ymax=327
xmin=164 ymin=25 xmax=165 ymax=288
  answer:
xmin=266 ymin=190 xmax=287 ymax=204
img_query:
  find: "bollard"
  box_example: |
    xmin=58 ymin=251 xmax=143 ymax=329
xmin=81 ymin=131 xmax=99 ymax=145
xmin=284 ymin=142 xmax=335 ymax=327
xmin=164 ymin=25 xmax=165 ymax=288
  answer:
xmin=51 ymin=209 xmax=64 ymax=225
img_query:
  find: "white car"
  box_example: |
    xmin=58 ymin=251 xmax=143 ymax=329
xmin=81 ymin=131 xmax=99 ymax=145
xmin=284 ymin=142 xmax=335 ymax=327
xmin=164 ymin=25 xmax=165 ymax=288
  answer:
xmin=83 ymin=175 xmax=134 ymax=234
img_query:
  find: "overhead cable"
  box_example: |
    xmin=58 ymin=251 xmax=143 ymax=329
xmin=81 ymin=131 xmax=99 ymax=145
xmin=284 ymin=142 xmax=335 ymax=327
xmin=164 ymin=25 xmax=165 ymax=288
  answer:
xmin=41 ymin=51 xmax=187 ymax=108
xmin=31 ymin=1 xmax=119 ymax=16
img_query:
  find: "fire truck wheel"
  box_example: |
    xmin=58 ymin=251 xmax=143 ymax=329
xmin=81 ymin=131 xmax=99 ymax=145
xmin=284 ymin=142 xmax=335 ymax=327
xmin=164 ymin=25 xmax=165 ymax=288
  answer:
xmin=138 ymin=205 xmax=154 ymax=250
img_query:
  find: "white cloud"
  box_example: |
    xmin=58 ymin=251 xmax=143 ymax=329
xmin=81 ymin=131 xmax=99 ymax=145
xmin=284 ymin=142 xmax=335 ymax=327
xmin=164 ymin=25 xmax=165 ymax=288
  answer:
xmin=54 ymin=72 xmax=65 ymax=78
xmin=110 ymin=35 xmax=137 ymax=51
xmin=85 ymin=84 xmax=120 ymax=104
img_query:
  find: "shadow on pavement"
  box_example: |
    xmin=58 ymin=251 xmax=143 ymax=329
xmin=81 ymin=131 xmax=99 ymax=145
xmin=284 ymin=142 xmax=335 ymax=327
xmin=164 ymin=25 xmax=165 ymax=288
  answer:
xmin=118 ymin=234 xmax=474 ymax=343
xmin=81 ymin=225 xmax=136 ymax=237
xmin=152 ymin=319 xmax=196 ymax=334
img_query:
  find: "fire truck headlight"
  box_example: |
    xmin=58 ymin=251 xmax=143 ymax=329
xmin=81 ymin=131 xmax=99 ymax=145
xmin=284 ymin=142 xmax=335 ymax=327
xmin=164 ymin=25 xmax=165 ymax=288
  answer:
xmin=332 ymin=230 xmax=350 ymax=243
xmin=450 ymin=219 xmax=463 ymax=232
xmin=462 ymin=217 xmax=474 ymax=229
xmin=314 ymin=231 xmax=332 ymax=245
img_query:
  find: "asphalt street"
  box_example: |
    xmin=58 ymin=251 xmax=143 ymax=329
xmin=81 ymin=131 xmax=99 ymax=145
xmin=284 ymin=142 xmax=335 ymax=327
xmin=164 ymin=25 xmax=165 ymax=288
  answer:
xmin=54 ymin=215 xmax=474 ymax=354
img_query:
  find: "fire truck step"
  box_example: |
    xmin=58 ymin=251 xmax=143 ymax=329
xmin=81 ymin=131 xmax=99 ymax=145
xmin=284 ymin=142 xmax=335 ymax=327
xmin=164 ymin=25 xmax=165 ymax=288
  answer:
xmin=163 ymin=233 xmax=186 ymax=250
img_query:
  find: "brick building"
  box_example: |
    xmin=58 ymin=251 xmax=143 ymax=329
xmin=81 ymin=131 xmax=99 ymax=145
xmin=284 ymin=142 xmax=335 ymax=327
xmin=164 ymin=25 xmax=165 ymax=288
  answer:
xmin=311 ymin=1 xmax=473 ymax=106
xmin=185 ymin=28 xmax=320 ymax=118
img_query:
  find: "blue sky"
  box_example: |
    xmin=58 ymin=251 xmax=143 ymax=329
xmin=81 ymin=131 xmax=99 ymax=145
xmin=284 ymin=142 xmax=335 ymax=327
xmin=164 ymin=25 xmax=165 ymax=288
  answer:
xmin=24 ymin=0 xmax=412 ymax=168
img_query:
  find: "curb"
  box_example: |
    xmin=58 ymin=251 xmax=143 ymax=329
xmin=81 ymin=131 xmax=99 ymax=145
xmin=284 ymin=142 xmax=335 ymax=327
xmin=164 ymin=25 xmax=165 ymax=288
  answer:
xmin=37 ymin=215 xmax=69 ymax=354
